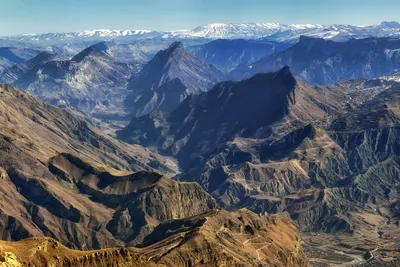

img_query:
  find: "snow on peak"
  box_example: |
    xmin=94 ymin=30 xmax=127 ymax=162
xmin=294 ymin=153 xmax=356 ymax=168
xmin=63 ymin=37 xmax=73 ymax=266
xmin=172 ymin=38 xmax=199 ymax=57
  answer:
xmin=3 ymin=21 xmax=400 ymax=44
xmin=379 ymin=21 xmax=400 ymax=29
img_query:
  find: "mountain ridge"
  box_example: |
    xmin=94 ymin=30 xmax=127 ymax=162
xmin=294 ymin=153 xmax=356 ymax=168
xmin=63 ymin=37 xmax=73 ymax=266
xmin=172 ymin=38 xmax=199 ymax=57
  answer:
xmin=3 ymin=21 xmax=400 ymax=44
xmin=117 ymin=68 xmax=400 ymax=264
xmin=126 ymin=41 xmax=226 ymax=116
xmin=232 ymin=36 xmax=400 ymax=85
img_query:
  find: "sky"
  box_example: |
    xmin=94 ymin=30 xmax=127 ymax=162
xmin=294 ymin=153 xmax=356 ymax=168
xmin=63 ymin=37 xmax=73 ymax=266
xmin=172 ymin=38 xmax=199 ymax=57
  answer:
xmin=0 ymin=0 xmax=399 ymax=36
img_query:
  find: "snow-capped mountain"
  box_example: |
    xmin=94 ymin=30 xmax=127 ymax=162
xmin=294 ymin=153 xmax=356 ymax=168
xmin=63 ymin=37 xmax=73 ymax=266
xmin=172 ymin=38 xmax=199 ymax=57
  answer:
xmin=2 ymin=21 xmax=400 ymax=45
xmin=171 ymin=23 xmax=324 ymax=39
xmin=172 ymin=21 xmax=400 ymax=42
xmin=1 ymin=29 xmax=165 ymax=45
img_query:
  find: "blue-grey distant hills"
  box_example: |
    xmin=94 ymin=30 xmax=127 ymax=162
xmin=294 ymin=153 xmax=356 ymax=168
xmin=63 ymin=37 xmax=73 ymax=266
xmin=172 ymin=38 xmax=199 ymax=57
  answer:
xmin=126 ymin=41 xmax=226 ymax=117
xmin=0 ymin=47 xmax=40 ymax=74
xmin=188 ymin=39 xmax=291 ymax=71
xmin=9 ymin=43 xmax=137 ymax=119
xmin=231 ymin=36 xmax=400 ymax=85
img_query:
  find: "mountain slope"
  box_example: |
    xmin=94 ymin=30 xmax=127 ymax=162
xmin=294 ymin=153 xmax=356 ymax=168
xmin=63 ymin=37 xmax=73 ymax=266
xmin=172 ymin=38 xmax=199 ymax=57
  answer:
xmin=232 ymin=36 xmax=400 ymax=85
xmin=118 ymin=66 xmax=340 ymax=158
xmin=0 ymin=47 xmax=40 ymax=74
xmin=0 ymin=50 xmax=61 ymax=84
xmin=137 ymin=209 xmax=308 ymax=267
xmin=0 ymin=152 xmax=214 ymax=249
xmin=0 ymin=210 xmax=309 ymax=267
xmin=189 ymin=39 xmax=291 ymax=71
xmin=0 ymin=84 xmax=177 ymax=175
xmin=0 ymin=238 xmax=159 ymax=267
xmin=12 ymin=43 xmax=138 ymax=119
xmin=117 ymin=68 xmax=400 ymax=262
xmin=0 ymin=84 xmax=309 ymax=266
xmin=127 ymin=41 xmax=226 ymax=116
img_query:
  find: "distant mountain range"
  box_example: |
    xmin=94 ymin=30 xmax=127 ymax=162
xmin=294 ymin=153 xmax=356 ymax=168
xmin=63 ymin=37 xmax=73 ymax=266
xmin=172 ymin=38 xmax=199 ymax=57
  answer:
xmin=5 ymin=43 xmax=139 ymax=119
xmin=2 ymin=21 xmax=400 ymax=45
xmin=189 ymin=39 xmax=291 ymax=71
xmin=232 ymin=36 xmax=400 ymax=85
xmin=126 ymin=41 xmax=225 ymax=116
xmin=0 ymin=47 xmax=40 ymax=73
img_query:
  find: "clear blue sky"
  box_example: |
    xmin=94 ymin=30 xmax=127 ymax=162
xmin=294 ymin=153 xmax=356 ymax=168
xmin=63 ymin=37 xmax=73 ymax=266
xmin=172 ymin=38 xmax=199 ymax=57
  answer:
xmin=1 ymin=0 xmax=399 ymax=35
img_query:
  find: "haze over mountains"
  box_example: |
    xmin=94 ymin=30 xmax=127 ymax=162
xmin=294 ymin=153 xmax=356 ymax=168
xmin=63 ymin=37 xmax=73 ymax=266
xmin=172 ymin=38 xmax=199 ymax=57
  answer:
xmin=127 ymin=41 xmax=225 ymax=116
xmin=232 ymin=36 xmax=400 ymax=85
xmin=1 ymin=19 xmax=400 ymax=267
xmin=3 ymin=21 xmax=400 ymax=45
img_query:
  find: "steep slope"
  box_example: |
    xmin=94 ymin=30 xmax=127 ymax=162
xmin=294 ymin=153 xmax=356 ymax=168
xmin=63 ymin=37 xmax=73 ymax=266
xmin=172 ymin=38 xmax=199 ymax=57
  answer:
xmin=12 ymin=42 xmax=138 ymax=119
xmin=0 ymin=210 xmax=309 ymax=267
xmin=0 ymin=47 xmax=40 ymax=74
xmin=232 ymin=36 xmax=400 ymax=85
xmin=0 ymin=238 xmax=159 ymax=267
xmin=127 ymin=41 xmax=226 ymax=116
xmin=118 ymin=66 xmax=341 ymax=158
xmin=137 ymin=209 xmax=308 ymax=267
xmin=118 ymin=68 xmax=400 ymax=261
xmin=106 ymin=42 xmax=151 ymax=63
xmin=0 ymin=84 xmax=176 ymax=174
xmin=0 ymin=50 xmax=61 ymax=84
xmin=0 ymin=152 xmax=215 ymax=249
xmin=0 ymin=85 xmax=310 ymax=265
xmin=189 ymin=39 xmax=290 ymax=71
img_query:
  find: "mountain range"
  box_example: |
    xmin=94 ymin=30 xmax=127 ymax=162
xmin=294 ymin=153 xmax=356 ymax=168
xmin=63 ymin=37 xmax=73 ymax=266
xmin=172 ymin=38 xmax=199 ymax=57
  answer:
xmin=1 ymin=20 xmax=400 ymax=266
xmin=126 ymin=41 xmax=225 ymax=117
xmin=0 ymin=84 xmax=308 ymax=266
xmin=118 ymin=67 xmax=400 ymax=264
xmin=232 ymin=36 xmax=400 ymax=85
xmin=7 ymin=43 xmax=138 ymax=120
xmin=189 ymin=39 xmax=291 ymax=71
xmin=0 ymin=47 xmax=40 ymax=74
xmin=2 ymin=21 xmax=400 ymax=46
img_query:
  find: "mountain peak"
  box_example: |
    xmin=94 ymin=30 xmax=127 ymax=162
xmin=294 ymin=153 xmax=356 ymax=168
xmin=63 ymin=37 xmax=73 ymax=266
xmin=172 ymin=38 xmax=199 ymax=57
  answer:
xmin=379 ymin=21 xmax=400 ymax=29
xmin=165 ymin=41 xmax=185 ymax=55
xmin=298 ymin=35 xmax=326 ymax=45
xmin=72 ymin=41 xmax=110 ymax=62
xmin=277 ymin=65 xmax=291 ymax=75
xmin=128 ymin=40 xmax=224 ymax=95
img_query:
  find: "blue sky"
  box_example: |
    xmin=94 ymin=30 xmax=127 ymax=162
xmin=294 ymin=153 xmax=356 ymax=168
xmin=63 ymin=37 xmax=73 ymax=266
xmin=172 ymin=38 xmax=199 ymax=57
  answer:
xmin=1 ymin=0 xmax=399 ymax=35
